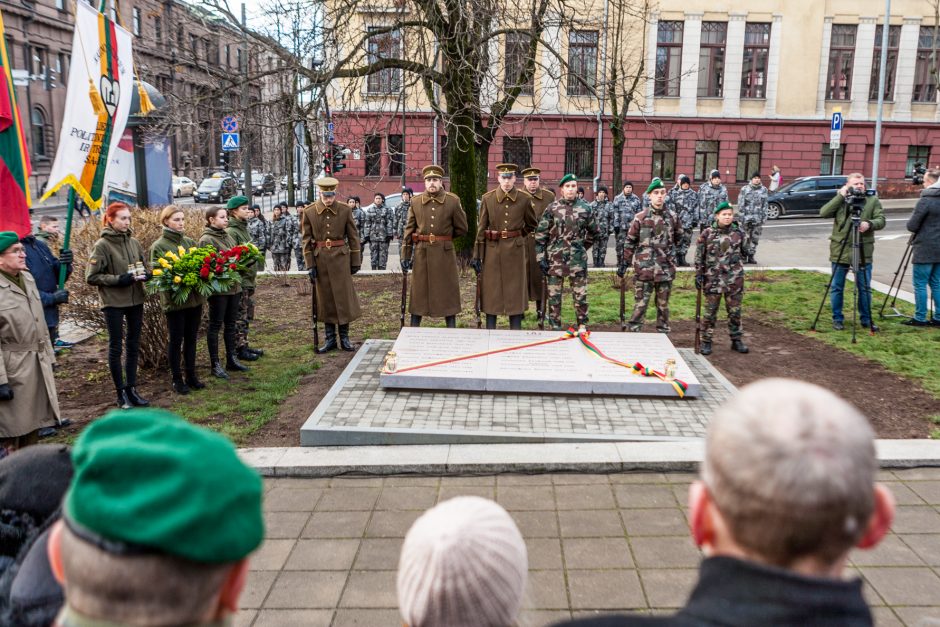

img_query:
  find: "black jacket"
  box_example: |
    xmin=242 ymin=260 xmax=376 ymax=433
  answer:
xmin=21 ymin=237 xmax=71 ymax=328
xmin=554 ymin=556 xmax=872 ymax=627
xmin=908 ymin=186 xmax=940 ymax=264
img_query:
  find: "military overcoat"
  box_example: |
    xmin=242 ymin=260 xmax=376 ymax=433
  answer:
xmin=475 ymin=187 xmax=538 ymax=315
xmin=301 ymin=200 xmax=362 ymax=325
xmin=525 ymin=188 xmax=555 ymax=300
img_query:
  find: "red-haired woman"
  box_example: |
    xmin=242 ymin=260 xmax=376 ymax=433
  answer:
xmin=198 ymin=207 xmax=249 ymax=379
xmin=85 ymin=202 xmax=151 ymax=409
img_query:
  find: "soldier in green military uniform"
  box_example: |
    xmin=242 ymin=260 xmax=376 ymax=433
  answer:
xmin=590 ymin=186 xmax=613 ymax=267
xmin=521 ymin=167 xmax=555 ymax=316
xmin=695 ymin=201 xmax=750 ymax=355
xmin=396 ymin=187 xmax=413 ymax=240
xmin=471 ymin=163 xmax=538 ymax=330
xmin=737 ymin=173 xmax=769 ymax=264
xmin=225 ymin=196 xmax=263 ymax=363
xmin=49 ymin=408 xmax=264 ymax=627
xmin=618 ymin=178 xmax=683 ymax=333
xmin=535 ymin=174 xmax=597 ymax=330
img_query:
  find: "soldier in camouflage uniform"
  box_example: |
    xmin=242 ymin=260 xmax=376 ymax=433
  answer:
xmin=669 ymin=175 xmax=700 ymax=266
xmin=737 ymin=173 xmax=769 ymax=264
xmin=695 ymin=201 xmax=749 ymax=355
xmin=365 ymin=193 xmax=393 ymax=270
xmin=618 ymin=178 xmax=683 ymax=333
xmin=697 ymin=169 xmax=729 ymax=227
xmin=535 ymin=174 xmax=596 ymax=330
xmin=247 ymin=205 xmax=268 ymax=262
xmin=396 ymin=187 xmax=413 ymax=240
xmin=291 ymin=204 xmax=306 ymax=271
xmin=612 ymin=181 xmax=642 ymax=268
xmin=269 ymin=205 xmax=292 ymax=271
xmin=590 ymin=186 xmax=613 ymax=267
xmin=348 ymin=196 xmax=368 ymax=259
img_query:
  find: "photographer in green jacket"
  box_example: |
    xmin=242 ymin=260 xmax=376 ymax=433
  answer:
xmin=819 ymin=173 xmax=886 ymax=332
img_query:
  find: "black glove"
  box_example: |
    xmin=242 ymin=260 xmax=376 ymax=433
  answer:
xmin=469 ymin=258 xmax=482 ymax=275
xmin=58 ymin=249 xmax=73 ymax=264
xmin=362 ymin=237 xmax=371 ymax=245
xmin=0 ymin=384 xmax=12 ymax=401
xmin=539 ymin=258 xmax=550 ymax=277
xmin=691 ymin=221 xmax=699 ymax=229
xmin=52 ymin=289 xmax=69 ymax=304
xmin=614 ymin=227 xmax=621 ymax=236
xmin=351 ymin=265 xmax=360 ymax=275
xmin=307 ymin=267 xmax=317 ymax=283
xmin=117 ymin=273 xmax=135 ymax=287
xmin=401 ymin=259 xmax=412 ymax=272
xmin=385 ymin=236 xmax=393 ymax=244
xmin=616 ymin=263 xmax=627 ymax=278
xmin=695 ymin=275 xmax=704 ymax=290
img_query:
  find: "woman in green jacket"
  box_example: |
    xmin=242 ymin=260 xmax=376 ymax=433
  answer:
xmin=151 ymin=207 xmax=206 ymax=394
xmin=85 ymin=202 xmax=150 ymax=409
xmin=198 ymin=207 xmax=248 ymax=379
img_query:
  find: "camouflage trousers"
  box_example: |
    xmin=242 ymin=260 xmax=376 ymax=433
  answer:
xmin=676 ymin=228 xmax=695 ymax=265
xmin=547 ymin=274 xmax=588 ymax=330
xmin=615 ymin=234 xmax=627 ymax=269
xmin=593 ymin=235 xmax=610 ymax=268
xmin=371 ymin=240 xmax=389 ymax=270
xmin=294 ymin=246 xmax=306 ymax=271
xmin=628 ymin=280 xmax=672 ymax=333
xmin=700 ymin=290 xmax=743 ymax=341
xmin=744 ymin=222 xmax=763 ymax=257
xmin=235 ymin=287 xmax=255 ymax=349
xmin=273 ymin=253 xmax=291 ymax=271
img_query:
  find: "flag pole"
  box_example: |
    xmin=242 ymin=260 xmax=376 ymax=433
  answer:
xmin=58 ymin=187 xmax=75 ymax=289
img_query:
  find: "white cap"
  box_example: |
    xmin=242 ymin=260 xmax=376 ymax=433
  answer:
xmin=397 ymin=496 xmax=528 ymax=627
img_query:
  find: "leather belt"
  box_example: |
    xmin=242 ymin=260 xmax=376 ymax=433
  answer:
xmin=315 ymin=239 xmax=342 ymax=249
xmin=412 ymin=234 xmax=453 ymax=243
xmin=1 ymin=342 xmax=43 ymax=352
xmin=484 ymin=229 xmax=522 ymax=241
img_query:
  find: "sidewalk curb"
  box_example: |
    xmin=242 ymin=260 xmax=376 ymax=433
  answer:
xmin=239 ymin=440 xmax=940 ymax=477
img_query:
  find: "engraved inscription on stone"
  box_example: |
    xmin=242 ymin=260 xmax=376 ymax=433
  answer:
xmin=388 ymin=328 xmax=488 ymax=378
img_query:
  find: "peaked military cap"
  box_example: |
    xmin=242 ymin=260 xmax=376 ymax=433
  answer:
xmin=317 ymin=177 xmax=339 ymax=194
xmin=422 ymin=165 xmax=444 ymax=179
xmin=520 ymin=167 xmax=541 ymax=179
xmin=496 ymin=163 xmax=518 ymax=176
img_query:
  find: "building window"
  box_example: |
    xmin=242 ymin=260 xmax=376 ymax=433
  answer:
xmin=55 ymin=0 xmax=65 ymax=11
xmin=225 ymin=44 xmax=231 ymax=68
xmin=364 ymin=134 xmax=381 ymax=177
xmin=741 ymin=23 xmax=770 ymax=98
xmin=655 ymin=21 xmax=683 ymax=97
xmin=30 ymin=46 xmax=47 ymax=78
xmin=694 ymin=140 xmax=719 ymax=181
xmin=236 ymin=48 xmax=243 ymax=71
xmin=651 ymin=140 xmax=677 ymax=182
xmin=154 ymin=16 xmax=162 ymax=41
xmin=869 ymin=25 xmax=900 ymax=101
xmin=907 ymin=145 xmax=930 ymax=177
xmin=366 ymin=27 xmax=401 ymax=94
xmin=697 ymin=22 xmax=727 ymax=98
xmin=502 ymin=137 xmax=532 ymax=168
xmin=57 ymin=52 xmax=67 ymax=84
xmin=565 ymin=138 xmax=595 ymax=178
xmin=736 ymin=142 xmax=761 ymax=182
xmin=567 ymin=30 xmax=598 ymax=96
xmin=827 ymin=24 xmax=856 ymax=100
xmin=177 ymin=26 xmax=184 ymax=48
xmin=439 ymin=135 xmax=449 ymax=176
xmin=820 ymin=144 xmax=844 ymax=175
xmin=132 ymin=8 xmax=141 ymax=36
xmin=913 ymin=27 xmax=938 ymax=102
xmin=504 ymin=32 xmax=534 ymax=96
xmin=31 ymin=108 xmax=46 ymax=158
xmin=190 ymin=34 xmax=199 ymax=61
xmin=388 ymin=134 xmax=404 ymax=176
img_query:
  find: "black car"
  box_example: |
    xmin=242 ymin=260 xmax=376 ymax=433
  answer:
xmin=194 ymin=176 xmax=238 ymax=204
xmin=766 ymin=175 xmax=847 ymax=219
xmin=252 ymin=173 xmax=276 ymax=195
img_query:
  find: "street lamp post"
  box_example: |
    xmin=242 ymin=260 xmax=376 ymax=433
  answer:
xmin=871 ymin=0 xmax=892 ymax=192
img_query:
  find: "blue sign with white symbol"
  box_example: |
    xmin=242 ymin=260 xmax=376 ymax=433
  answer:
xmin=222 ymin=132 xmax=240 ymax=151
xmin=327 ymin=122 xmax=335 ymax=131
xmin=831 ymin=112 xmax=843 ymax=132
xmin=328 ymin=133 xmax=335 ymax=143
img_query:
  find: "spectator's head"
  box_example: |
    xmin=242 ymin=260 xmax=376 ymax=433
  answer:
xmin=374 ymin=192 xmax=386 ymax=206
xmin=750 ymin=172 xmax=762 ymax=186
xmin=680 ymin=175 xmax=692 ymax=189
xmin=709 ymin=170 xmax=721 ymax=185
xmin=691 ymin=379 xmax=894 ymax=577
xmin=772 ymin=165 xmax=780 ymax=173
xmin=622 ymin=181 xmax=633 ymax=195
xmin=39 ymin=215 xmax=60 ymax=236
xmin=348 ymin=196 xmax=360 ymax=207
xmin=47 ymin=409 xmax=263 ymax=625
xmin=272 ymin=206 xmax=282 ymax=219
xmin=847 ymin=173 xmax=866 ymax=192
xmin=397 ymin=497 xmax=527 ymax=627
xmin=205 ymin=206 xmax=228 ymax=229
xmin=160 ymin=207 xmax=186 ymax=233
xmin=577 ymin=186 xmax=585 ymax=198
xmin=103 ymin=203 xmax=131 ymax=232
xmin=402 ymin=187 xmax=414 ymax=202
xmin=0 ymin=233 xmax=26 ymax=275
xmin=924 ymin=169 xmax=940 ymax=187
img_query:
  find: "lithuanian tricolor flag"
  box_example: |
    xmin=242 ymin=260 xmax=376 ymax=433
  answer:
xmin=0 ymin=9 xmax=32 ymax=237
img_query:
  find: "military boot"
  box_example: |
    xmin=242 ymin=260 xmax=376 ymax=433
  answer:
xmin=508 ymin=314 xmax=523 ymax=330
xmin=700 ymin=341 xmax=713 ymax=356
xmin=339 ymin=324 xmax=355 ymax=352
xmin=236 ymin=347 xmax=259 ymax=361
xmin=410 ymin=314 xmax=422 ymax=327
xmin=445 ymin=316 xmax=456 ymax=328
xmin=485 ymin=315 xmax=497 ymax=330
xmin=226 ymin=353 xmax=250 ymax=372
xmin=316 ymin=324 xmax=338 ymax=354
xmin=207 ymin=333 xmax=228 ymax=379
xmin=731 ymin=338 xmax=749 ymax=353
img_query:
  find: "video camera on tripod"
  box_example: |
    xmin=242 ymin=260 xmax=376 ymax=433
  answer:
xmin=846 ymin=187 xmax=876 ymax=218
xmin=913 ymin=162 xmax=927 ymax=186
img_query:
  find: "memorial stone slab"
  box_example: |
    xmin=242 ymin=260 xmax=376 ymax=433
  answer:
xmin=380 ymin=328 xmax=701 ymax=397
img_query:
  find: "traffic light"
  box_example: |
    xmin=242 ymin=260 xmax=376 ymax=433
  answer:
xmin=219 ymin=151 xmax=229 ymax=171
xmin=332 ymin=144 xmax=347 ymax=173
xmin=322 ymin=148 xmax=332 ymax=176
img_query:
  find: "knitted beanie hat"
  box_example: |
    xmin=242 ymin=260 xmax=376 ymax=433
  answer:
xmin=397 ymin=496 xmax=528 ymax=627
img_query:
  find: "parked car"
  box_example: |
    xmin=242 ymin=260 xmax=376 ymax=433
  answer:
xmin=252 ymin=173 xmax=276 ymax=195
xmin=237 ymin=170 xmax=263 ymax=192
xmin=362 ymin=193 xmax=403 ymax=215
xmin=194 ymin=174 xmax=238 ymax=204
xmin=172 ymin=176 xmax=196 ymax=197
xmin=766 ymin=175 xmax=848 ymax=219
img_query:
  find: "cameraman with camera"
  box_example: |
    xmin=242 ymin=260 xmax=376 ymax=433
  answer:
xmin=820 ymin=173 xmax=886 ymax=331
xmin=904 ymin=168 xmax=940 ymax=326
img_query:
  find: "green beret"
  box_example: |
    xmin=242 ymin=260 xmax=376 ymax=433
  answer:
xmin=0 ymin=231 xmax=19 ymax=253
xmin=714 ymin=201 xmax=733 ymax=215
xmin=65 ymin=409 xmax=264 ymax=564
xmin=646 ymin=178 xmax=665 ymax=194
xmin=558 ymin=173 xmax=577 ymax=187
xmin=226 ymin=195 xmax=249 ymax=210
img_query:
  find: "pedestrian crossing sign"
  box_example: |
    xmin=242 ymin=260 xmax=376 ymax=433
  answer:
xmin=222 ymin=132 xmax=240 ymax=151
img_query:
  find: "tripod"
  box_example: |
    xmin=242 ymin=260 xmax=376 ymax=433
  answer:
xmin=880 ymin=234 xmax=914 ymax=319
xmin=811 ymin=206 xmax=867 ymax=344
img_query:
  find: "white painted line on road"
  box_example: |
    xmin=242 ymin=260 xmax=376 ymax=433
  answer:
xmin=762 ymin=217 xmax=910 ymax=229
xmin=877 ymin=234 xmax=909 ymax=241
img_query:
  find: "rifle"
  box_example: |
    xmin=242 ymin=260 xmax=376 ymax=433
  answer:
xmin=538 ymin=276 xmax=547 ymax=330
xmin=311 ymin=277 xmax=319 ymax=350
xmin=474 ymin=272 xmax=482 ymax=329
xmin=694 ymin=283 xmax=703 ymax=354
xmin=400 ymin=265 xmax=408 ymax=328
xmin=619 ymin=274 xmax=626 ymax=332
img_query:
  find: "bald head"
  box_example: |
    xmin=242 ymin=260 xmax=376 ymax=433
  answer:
xmin=702 ymin=379 xmax=877 ymax=568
